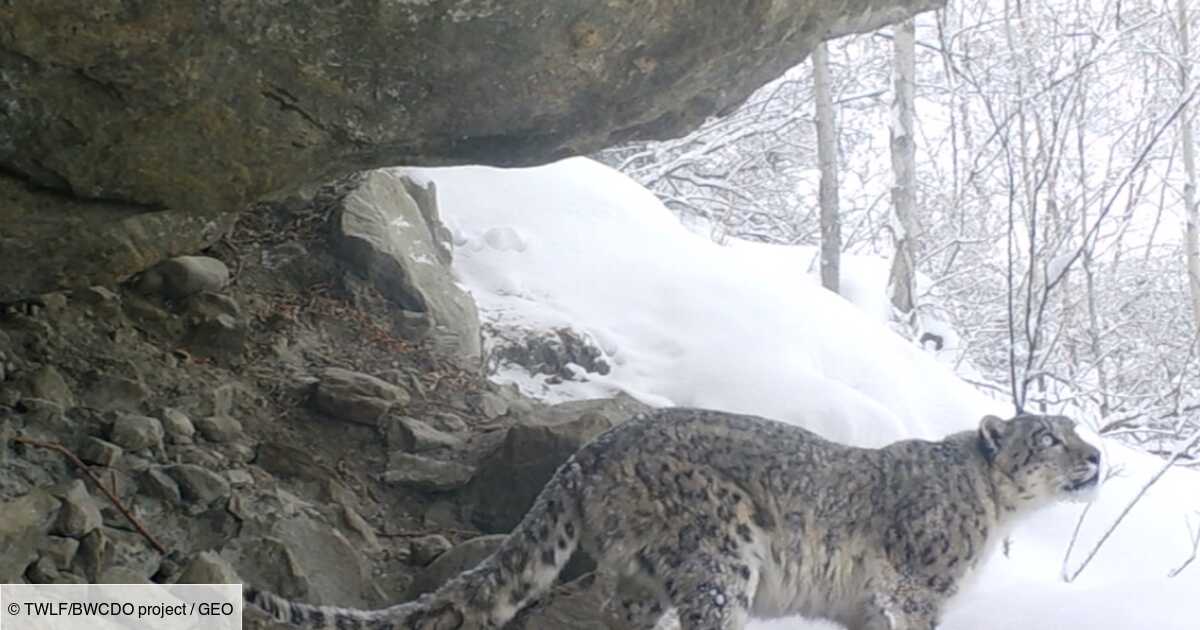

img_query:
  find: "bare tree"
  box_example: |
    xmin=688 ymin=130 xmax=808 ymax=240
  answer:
xmin=888 ymin=19 xmax=918 ymax=319
xmin=814 ymin=42 xmax=842 ymax=293
xmin=1180 ymin=0 xmax=1200 ymax=333
xmin=597 ymin=0 xmax=1200 ymax=452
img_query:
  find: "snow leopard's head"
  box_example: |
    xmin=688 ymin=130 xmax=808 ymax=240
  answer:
xmin=979 ymin=413 xmax=1102 ymax=509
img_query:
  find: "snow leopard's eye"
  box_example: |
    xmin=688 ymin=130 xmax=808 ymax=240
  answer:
xmin=1037 ymin=433 xmax=1058 ymax=448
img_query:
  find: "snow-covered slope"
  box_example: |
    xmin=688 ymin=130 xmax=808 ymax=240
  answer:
xmin=409 ymin=158 xmax=1200 ymax=629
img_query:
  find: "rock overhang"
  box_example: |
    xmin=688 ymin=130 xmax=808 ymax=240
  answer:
xmin=0 ymin=0 xmax=943 ymax=301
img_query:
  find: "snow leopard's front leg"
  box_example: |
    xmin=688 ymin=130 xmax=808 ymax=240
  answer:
xmin=600 ymin=569 xmax=671 ymax=630
xmin=660 ymin=555 xmax=758 ymax=630
xmin=857 ymin=578 xmax=942 ymax=630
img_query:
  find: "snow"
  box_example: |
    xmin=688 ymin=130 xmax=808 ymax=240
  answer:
xmin=1045 ymin=251 xmax=1077 ymax=287
xmin=406 ymin=157 xmax=1200 ymax=629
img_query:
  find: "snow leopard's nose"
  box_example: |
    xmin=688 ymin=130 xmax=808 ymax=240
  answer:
xmin=1086 ymin=449 xmax=1100 ymax=467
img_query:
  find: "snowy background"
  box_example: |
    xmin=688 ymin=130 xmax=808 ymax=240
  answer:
xmin=409 ymin=158 xmax=1200 ymax=629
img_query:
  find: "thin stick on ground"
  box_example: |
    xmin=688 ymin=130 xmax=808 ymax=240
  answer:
xmin=1060 ymin=462 xmax=1125 ymax=582
xmin=12 ymin=435 xmax=170 ymax=555
xmin=1061 ymin=500 xmax=1096 ymax=582
xmin=1168 ymin=514 xmax=1200 ymax=578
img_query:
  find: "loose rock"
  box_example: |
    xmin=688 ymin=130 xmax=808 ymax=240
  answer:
xmin=74 ymin=527 xmax=107 ymax=582
xmin=427 ymin=412 xmax=469 ymax=434
xmin=14 ymin=398 xmax=73 ymax=435
xmin=39 ymin=536 xmax=80 ymax=570
xmin=109 ymin=413 xmax=164 ymax=451
xmin=160 ymin=407 xmax=196 ymax=443
xmin=195 ymin=415 xmax=243 ymax=443
xmin=143 ymin=256 xmax=230 ymax=299
xmin=27 ymin=556 xmax=60 ymax=583
xmin=408 ymin=534 xmax=503 ymax=597
xmin=50 ymin=480 xmax=103 ymax=538
xmin=225 ymin=469 xmax=254 ymax=487
xmin=409 ymin=534 xmax=452 ymax=567
xmin=475 ymin=391 xmax=510 ymax=420
xmin=166 ymin=464 xmax=232 ymax=508
xmin=0 ymin=490 xmax=61 ymax=582
xmin=384 ymin=416 xmax=463 ymax=453
xmin=72 ymin=287 xmax=122 ymax=320
xmin=78 ymin=438 xmax=123 ymax=467
xmin=187 ymin=314 xmax=247 ymax=361
xmin=185 ymin=292 xmax=242 ymax=320
xmin=139 ymin=469 xmax=182 ymax=505
xmin=314 ymin=368 xmax=409 ymax=426
xmin=177 ymin=551 xmax=240 ymax=584
xmin=223 ymin=537 xmax=310 ymax=600
xmin=99 ymin=527 xmax=163 ymax=581
xmin=382 ymin=452 xmax=474 ymax=492
xmin=272 ymin=517 xmax=373 ymax=608
xmin=27 ymin=365 xmax=75 ymax=409
xmin=80 ymin=373 xmax=150 ymax=411
xmin=226 ymin=517 xmax=372 ymax=609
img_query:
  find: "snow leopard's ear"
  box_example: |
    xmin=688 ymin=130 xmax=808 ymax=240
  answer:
xmin=978 ymin=415 xmax=1008 ymax=460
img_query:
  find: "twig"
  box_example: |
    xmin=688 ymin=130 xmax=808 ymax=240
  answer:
xmin=12 ymin=436 xmax=170 ymax=555
xmin=1168 ymin=514 xmax=1200 ymax=578
xmin=1060 ymin=500 xmax=1095 ymax=582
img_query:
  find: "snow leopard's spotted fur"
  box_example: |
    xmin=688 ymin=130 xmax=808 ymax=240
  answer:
xmin=245 ymin=409 xmax=1101 ymax=629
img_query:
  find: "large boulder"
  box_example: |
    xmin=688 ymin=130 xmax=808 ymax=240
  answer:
xmin=224 ymin=516 xmax=372 ymax=608
xmin=335 ymin=171 xmax=481 ymax=370
xmin=464 ymin=394 xmax=650 ymax=533
xmin=0 ymin=0 xmax=943 ymax=302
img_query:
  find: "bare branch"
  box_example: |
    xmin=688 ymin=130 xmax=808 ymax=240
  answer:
xmin=1064 ymin=429 xmax=1200 ymax=582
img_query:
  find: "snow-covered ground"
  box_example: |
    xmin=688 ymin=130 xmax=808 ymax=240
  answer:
xmin=409 ymin=158 xmax=1200 ymax=629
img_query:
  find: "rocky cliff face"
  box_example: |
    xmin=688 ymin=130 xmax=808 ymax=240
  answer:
xmin=0 ymin=0 xmax=943 ymax=302
xmin=0 ymin=173 xmax=651 ymax=627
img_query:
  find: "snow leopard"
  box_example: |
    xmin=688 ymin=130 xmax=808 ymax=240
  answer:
xmin=245 ymin=408 xmax=1102 ymax=630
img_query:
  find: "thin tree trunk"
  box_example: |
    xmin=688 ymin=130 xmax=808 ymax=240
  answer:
xmin=888 ymin=18 xmax=918 ymax=317
xmin=1180 ymin=0 xmax=1200 ymax=332
xmin=1079 ymin=88 xmax=1110 ymax=416
xmin=813 ymin=42 xmax=841 ymax=294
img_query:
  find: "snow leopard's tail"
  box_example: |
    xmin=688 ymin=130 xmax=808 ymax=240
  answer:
xmin=244 ymin=459 xmax=587 ymax=629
